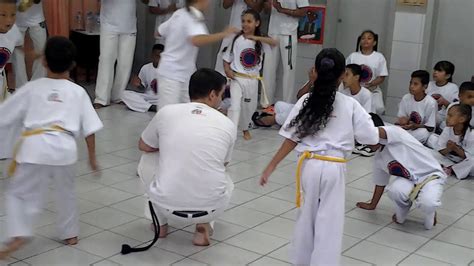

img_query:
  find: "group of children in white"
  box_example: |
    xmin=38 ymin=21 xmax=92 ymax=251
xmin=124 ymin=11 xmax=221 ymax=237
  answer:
xmin=0 ymin=0 xmax=473 ymax=264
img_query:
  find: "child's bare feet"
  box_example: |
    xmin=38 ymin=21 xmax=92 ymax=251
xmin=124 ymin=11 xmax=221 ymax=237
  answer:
xmin=64 ymin=237 xmax=78 ymax=245
xmin=0 ymin=237 xmax=27 ymax=260
xmin=150 ymin=223 xmax=168 ymax=238
xmin=356 ymin=201 xmax=377 ymax=210
xmin=192 ymin=223 xmax=210 ymax=246
xmin=243 ymin=131 xmax=251 ymax=140
xmin=392 ymin=214 xmax=402 ymax=224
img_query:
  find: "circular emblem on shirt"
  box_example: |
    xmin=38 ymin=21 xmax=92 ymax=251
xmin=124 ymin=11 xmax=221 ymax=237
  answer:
xmin=388 ymin=160 xmax=411 ymax=178
xmin=0 ymin=47 xmax=12 ymax=70
xmin=359 ymin=64 xmax=374 ymax=85
xmin=240 ymin=48 xmax=260 ymax=70
xmin=409 ymin=111 xmax=422 ymax=125
xmin=150 ymin=79 xmax=158 ymax=94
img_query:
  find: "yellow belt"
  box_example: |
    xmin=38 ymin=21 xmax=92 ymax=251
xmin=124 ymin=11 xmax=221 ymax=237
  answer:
xmin=233 ymin=72 xmax=270 ymax=108
xmin=295 ymin=151 xmax=348 ymax=208
xmin=408 ymin=175 xmax=440 ymax=203
xmin=8 ymin=125 xmax=70 ymax=177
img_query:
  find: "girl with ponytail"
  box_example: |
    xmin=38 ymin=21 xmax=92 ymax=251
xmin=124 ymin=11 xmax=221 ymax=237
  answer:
xmin=259 ymin=48 xmax=380 ymax=265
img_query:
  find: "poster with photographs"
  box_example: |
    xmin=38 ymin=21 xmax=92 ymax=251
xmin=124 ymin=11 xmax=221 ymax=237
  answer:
xmin=297 ymin=6 xmax=326 ymax=44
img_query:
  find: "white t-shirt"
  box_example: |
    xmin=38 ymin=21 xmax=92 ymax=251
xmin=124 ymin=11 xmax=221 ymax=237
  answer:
xmin=446 ymin=102 xmax=474 ymax=128
xmin=346 ymin=51 xmax=389 ymax=89
xmin=149 ymin=0 xmax=185 ymax=30
xmin=157 ymin=7 xmax=208 ymax=82
xmin=268 ymin=0 xmax=310 ymax=35
xmin=138 ymin=63 xmax=158 ymax=96
xmin=280 ymin=92 xmax=379 ymax=158
xmin=397 ymin=94 xmax=437 ymax=128
xmin=141 ymin=102 xmax=237 ymax=210
xmin=436 ymin=127 xmax=474 ymax=163
xmin=373 ymin=126 xmax=446 ymax=186
xmin=0 ymin=78 xmax=103 ymax=165
xmin=341 ymin=86 xmax=372 ymax=113
xmin=223 ymin=35 xmax=269 ymax=75
xmin=100 ymin=0 xmax=137 ymax=34
xmin=16 ymin=3 xmax=45 ymax=28
xmin=426 ymin=81 xmax=459 ymax=125
xmin=0 ymin=25 xmax=23 ymax=73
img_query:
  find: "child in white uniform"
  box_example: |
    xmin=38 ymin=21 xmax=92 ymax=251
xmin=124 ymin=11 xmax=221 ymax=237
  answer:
xmin=12 ymin=0 xmax=46 ymax=88
xmin=215 ymin=0 xmax=264 ymax=75
xmin=148 ymin=0 xmax=185 ymax=44
xmin=156 ymin=0 xmax=239 ymax=109
xmin=433 ymin=104 xmax=474 ymax=180
xmin=263 ymin=0 xmax=309 ymax=103
xmin=346 ymin=30 xmax=388 ymax=114
xmin=0 ymin=37 xmax=103 ymax=259
xmin=260 ymin=49 xmax=379 ymax=265
xmin=396 ymin=70 xmax=437 ymax=144
xmin=341 ymin=64 xmax=372 ymax=112
xmin=426 ymin=61 xmax=459 ymax=130
xmin=224 ymin=9 xmax=276 ymax=140
xmin=122 ymin=44 xmax=164 ymax=112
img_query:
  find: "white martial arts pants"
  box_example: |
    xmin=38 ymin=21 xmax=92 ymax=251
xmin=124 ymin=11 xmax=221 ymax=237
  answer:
xmin=387 ymin=177 xmax=444 ymax=230
xmin=371 ymin=87 xmax=385 ymax=115
xmin=5 ymin=163 xmax=78 ymax=240
xmin=228 ymin=77 xmax=259 ymax=130
xmin=156 ymin=74 xmax=189 ymax=110
xmin=12 ymin=23 xmax=47 ymax=88
xmin=263 ymin=33 xmax=297 ymax=103
xmin=121 ymin=91 xmax=158 ymax=113
xmin=291 ymin=157 xmax=346 ymax=266
xmin=274 ymin=101 xmax=294 ymax=126
xmin=214 ymin=35 xmax=235 ymax=76
xmin=407 ymin=128 xmax=430 ymax=144
xmin=94 ymin=30 xmax=137 ymax=105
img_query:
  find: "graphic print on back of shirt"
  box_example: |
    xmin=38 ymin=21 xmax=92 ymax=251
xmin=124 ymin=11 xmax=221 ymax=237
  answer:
xmin=240 ymin=48 xmax=260 ymax=71
xmin=359 ymin=64 xmax=373 ymax=85
xmin=409 ymin=111 xmax=422 ymax=124
xmin=388 ymin=160 xmax=411 ymax=179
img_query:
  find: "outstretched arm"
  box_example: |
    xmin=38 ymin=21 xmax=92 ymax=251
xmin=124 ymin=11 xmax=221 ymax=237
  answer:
xmin=260 ymin=139 xmax=297 ymax=186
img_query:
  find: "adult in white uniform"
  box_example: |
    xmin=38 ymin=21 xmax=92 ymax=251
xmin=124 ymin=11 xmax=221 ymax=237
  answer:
xmin=138 ymin=68 xmax=236 ymax=246
xmin=93 ymin=0 xmax=149 ymax=108
xmin=214 ymin=0 xmax=264 ymax=75
xmin=260 ymin=49 xmax=379 ymax=265
xmin=263 ymin=0 xmax=309 ymax=103
xmin=0 ymin=37 xmax=103 ymax=259
xmin=12 ymin=0 xmax=46 ymax=88
xmin=148 ymin=0 xmax=185 ymax=44
xmin=156 ymin=0 xmax=239 ymax=109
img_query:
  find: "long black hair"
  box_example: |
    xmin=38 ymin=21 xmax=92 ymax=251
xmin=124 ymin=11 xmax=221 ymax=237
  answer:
xmin=356 ymin=30 xmax=378 ymax=52
xmin=230 ymin=9 xmax=263 ymax=58
xmin=451 ymin=103 xmax=472 ymax=143
xmin=288 ymin=48 xmax=346 ymax=139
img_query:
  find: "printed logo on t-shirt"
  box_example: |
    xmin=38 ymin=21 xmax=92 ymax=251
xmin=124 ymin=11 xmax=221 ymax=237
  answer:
xmin=387 ymin=160 xmax=411 ymax=179
xmin=151 ymin=79 xmax=158 ymax=94
xmin=359 ymin=64 xmax=373 ymax=85
xmin=47 ymin=92 xmax=63 ymax=103
xmin=409 ymin=111 xmax=422 ymax=125
xmin=0 ymin=47 xmax=12 ymax=70
xmin=240 ymin=48 xmax=260 ymax=70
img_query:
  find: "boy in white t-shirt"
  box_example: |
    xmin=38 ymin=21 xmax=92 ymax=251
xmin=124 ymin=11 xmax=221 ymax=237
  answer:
xmin=0 ymin=37 xmax=103 ymax=259
xmin=396 ymin=70 xmax=437 ymax=144
xmin=148 ymin=0 xmax=185 ymax=44
xmin=12 ymin=0 xmax=47 ymax=88
xmin=122 ymin=44 xmax=164 ymax=112
xmin=341 ymin=64 xmax=372 ymax=112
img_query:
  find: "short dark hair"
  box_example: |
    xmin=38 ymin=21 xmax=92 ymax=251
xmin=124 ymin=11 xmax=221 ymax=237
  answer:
xmin=434 ymin=61 xmax=455 ymax=82
xmin=152 ymin=43 xmax=164 ymax=52
xmin=346 ymin=64 xmax=362 ymax=81
xmin=189 ymin=68 xmax=227 ymax=100
xmin=459 ymin=81 xmax=474 ymax=94
xmin=44 ymin=36 xmax=76 ymax=73
xmin=411 ymin=70 xmax=430 ymax=86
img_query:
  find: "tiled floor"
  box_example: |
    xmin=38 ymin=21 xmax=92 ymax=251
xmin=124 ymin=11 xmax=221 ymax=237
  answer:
xmin=0 ymin=104 xmax=473 ymax=266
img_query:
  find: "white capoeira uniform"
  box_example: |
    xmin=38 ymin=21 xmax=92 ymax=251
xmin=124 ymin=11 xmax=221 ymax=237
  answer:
xmin=214 ymin=0 xmax=249 ymax=75
xmin=225 ymin=35 xmax=269 ymax=130
xmin=263 ymin=0 xmax=309 ymax=103
xmin=156 ymin=7 xmax=208 ymax=109
xmin=431 ymin=127 xmax=474 ymax=180
xmin=0 ymin=24 xmax=23 ymax=102
xmin=12 ymin=2 xmax=47 ymax=88
xmin=373 ymin=126 xmax=446 ymax=230
xmin=397 ymin=93 xmax=437 ymax=144
xmin=121 ymin=63 xmax=159 ymax=112
xmin=280 ymin=92 xmax=379 ymax=265
xmin=148 ymin=0 xmax=185 ymax=44
xmin=274 ymin=100 xmax=294 ymax=125
xmin=346 ymin=51 xmax=389 ymax=114
xmin=94 ymin=0 xmax=138 ymax=106
xmin=426 ymin=81 xmax=459 ymax=129
xmin=341 ymin=86 xmax=372 ymax=113
xmin=140 ymin=102 xmax=236 ymax=225
xmin=0 ymin=78 xmax=103 ymax=239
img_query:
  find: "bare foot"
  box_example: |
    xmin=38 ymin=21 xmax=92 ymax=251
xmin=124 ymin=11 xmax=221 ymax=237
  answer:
xmin=150 ymin=223 xmax=168 ymax=238
xmin=356 ymin=201 xmax=376 ymax=210
xmin=0 ymin=237 xmax=27 ymax=260
xmin=243 ymin=131 xmax=252 ymax=140
xmin=392 ymin=214 xmax=402 ymax=224
xmin=64 ymin=237 xmax=78 ymax=245
xmin=192 ymin=224 xmax=210 ymax=246
xmin=93 ymin=103 xmax=106 ymax=109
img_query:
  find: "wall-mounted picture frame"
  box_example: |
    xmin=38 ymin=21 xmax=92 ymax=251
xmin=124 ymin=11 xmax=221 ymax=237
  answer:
xmin=297 ymin=6 xmax=326 ymax=45
xmin=397 ymin=0 xmax=427 ymax=6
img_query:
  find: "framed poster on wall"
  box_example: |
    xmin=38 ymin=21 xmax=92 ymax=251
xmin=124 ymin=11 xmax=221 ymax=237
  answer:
xmin=297 ymin=6 xmax=326 ymax=44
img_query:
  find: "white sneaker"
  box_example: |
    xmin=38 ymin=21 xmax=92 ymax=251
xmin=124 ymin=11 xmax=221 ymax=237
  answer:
xmin=358 ymin=145 xmax=376 ymax=157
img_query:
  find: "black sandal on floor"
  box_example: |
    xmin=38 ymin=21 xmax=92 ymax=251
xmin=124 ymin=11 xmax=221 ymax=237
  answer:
xmin=252 ymin=112 xmax=273 ymax=128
